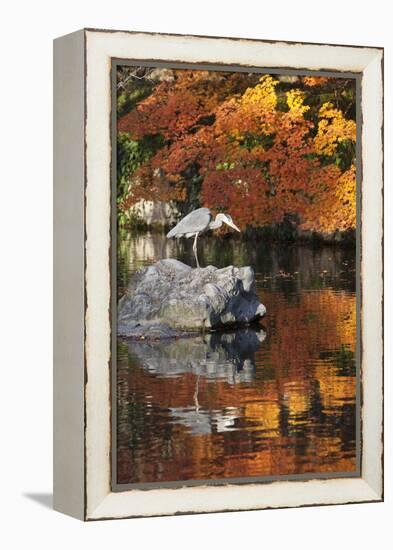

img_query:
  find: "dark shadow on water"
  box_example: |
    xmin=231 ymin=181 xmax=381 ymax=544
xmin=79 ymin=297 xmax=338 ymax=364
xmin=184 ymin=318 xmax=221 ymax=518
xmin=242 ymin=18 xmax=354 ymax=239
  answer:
xmin=23 ymin=492 xmax=53 ymax=509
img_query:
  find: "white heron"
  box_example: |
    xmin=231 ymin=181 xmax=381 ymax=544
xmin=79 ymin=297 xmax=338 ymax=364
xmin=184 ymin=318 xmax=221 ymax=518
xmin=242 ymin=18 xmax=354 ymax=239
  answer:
xmin=166 ymin=207 xmax=241 ymax=268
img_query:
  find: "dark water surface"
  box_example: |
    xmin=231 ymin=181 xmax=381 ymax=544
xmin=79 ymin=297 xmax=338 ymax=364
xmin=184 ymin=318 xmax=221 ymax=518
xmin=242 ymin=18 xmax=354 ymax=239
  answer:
xmin=116 ymin=231 xmax=358 ymax=485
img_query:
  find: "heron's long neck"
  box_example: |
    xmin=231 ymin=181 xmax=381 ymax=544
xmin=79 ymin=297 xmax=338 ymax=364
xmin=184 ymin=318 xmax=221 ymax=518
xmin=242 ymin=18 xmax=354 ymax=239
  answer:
xmin=208 ymin=217 xmax=223 ymax=230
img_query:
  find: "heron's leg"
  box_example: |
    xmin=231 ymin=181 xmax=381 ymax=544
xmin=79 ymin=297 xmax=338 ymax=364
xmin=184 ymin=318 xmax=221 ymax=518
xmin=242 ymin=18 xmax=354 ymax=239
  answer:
xmin=193 ymin=232 xmax=200 ymax=268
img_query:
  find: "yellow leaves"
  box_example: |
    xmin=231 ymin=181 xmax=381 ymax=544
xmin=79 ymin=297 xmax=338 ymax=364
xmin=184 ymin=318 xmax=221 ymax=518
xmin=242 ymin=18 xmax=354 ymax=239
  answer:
xmin=336 ymin=164 xmax=356 ymax=202
xmin=286 ymin=89 xmax=310 ymax=117
xmin=241 ymin=75 xmax=278 ymax=111
xmin=314 ymin=102 xmax=356 ymax=156
xmin=220 ymin=76 xmax=279 ymax=141
xmin=335 ymin=164 xmax=356 ymax=228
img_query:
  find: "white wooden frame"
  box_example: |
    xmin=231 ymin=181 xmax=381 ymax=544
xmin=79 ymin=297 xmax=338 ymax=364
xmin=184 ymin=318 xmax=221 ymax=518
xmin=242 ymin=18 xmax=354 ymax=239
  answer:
xmin=53 ymin=28 xmax=383 ymax=521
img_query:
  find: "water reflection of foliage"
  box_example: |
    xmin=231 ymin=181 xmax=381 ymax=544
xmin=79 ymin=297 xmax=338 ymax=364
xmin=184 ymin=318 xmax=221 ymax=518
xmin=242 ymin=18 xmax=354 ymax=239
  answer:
xmin=116 ymin=252 xmax=357 ymax=483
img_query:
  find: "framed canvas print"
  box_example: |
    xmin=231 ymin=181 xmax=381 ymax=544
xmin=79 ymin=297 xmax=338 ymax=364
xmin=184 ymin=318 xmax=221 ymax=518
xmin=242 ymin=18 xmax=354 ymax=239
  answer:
xmin=53 ymin=28 xmax=384 ymax=520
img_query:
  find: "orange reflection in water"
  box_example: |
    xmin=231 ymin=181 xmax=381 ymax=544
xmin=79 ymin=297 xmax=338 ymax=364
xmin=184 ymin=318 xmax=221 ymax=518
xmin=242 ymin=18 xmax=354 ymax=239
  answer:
xmin=117 ymin=286 xmax=357 ymax=484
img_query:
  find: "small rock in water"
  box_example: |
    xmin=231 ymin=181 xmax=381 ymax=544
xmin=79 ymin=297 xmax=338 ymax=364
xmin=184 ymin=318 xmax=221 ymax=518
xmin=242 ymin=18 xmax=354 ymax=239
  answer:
xmin=118 ymin=259 xmax=266 ymax=338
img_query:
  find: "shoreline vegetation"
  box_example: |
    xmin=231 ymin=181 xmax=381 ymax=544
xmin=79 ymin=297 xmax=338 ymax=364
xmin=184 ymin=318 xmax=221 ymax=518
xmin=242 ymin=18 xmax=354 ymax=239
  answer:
xmin=117 ymin=68 xmax=357 ymax=243
xmin=120 ymin=217 xmax=356 ymax=246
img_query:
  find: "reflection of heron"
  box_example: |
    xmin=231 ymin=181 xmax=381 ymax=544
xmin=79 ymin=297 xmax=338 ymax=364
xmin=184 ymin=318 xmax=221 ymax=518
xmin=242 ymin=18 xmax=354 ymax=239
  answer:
xmin=193 ymin=374 xmax=200 ymax=414
xmin=166 ymin=207 xmax=240 ymax=268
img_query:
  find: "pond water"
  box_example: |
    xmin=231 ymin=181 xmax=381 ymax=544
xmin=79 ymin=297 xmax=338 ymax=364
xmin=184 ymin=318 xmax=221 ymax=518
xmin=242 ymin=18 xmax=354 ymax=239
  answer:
xmin=116 ymin=231 xmax=358 ymax=486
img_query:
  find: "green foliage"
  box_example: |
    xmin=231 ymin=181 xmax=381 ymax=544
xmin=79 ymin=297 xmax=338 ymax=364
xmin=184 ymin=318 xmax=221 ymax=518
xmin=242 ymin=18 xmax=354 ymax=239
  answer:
xmin=117 ymin=209 xmax=149 ymax=231
xmin=241 ymin=132 xmax=275 ymax=151
xmin=334 ymin=139 xmax=356 ymax=171
xmin=117 ymin=133 xmax=164 ymax=192
xmin=216 ymin=161 xmax=235 ymax=170
xmin=117 ymin=133 xmax=164 ymax=227
xmin=117 ymin=85 xmax=153 ymax=118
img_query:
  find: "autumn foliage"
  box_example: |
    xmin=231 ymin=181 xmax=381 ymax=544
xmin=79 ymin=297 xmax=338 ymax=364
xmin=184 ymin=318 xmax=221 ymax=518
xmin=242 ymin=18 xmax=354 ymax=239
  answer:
xmin=117 ymin=69 xmax=357 ymax=235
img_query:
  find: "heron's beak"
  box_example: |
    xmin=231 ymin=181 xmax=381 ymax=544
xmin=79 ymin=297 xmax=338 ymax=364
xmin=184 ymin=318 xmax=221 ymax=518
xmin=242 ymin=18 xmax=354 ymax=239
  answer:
xmin=227 ymin=221 xmax=241 ymax=232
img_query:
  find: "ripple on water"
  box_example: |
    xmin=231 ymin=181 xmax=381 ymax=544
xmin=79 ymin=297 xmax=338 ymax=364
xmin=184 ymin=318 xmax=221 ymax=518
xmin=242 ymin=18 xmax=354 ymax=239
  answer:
xmin=116 ymin=233 xmax=358 ymax=484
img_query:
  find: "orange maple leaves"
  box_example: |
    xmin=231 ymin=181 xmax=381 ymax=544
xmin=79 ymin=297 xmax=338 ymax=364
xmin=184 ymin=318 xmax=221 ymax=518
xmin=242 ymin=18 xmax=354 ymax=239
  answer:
xmin=118 ymin=71 xmax=357 ymax=234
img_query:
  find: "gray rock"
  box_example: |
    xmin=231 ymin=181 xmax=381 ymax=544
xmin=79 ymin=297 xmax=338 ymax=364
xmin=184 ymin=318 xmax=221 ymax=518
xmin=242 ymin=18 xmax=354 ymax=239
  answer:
xmin=118 ymin=259 xmax=266 ymax=337
xmin=126 ymin=328 xmax=266 ymax=383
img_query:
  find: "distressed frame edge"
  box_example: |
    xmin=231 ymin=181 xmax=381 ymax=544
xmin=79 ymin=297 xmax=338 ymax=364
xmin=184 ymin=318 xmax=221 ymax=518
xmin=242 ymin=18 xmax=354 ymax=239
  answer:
xmin=82 ymin=29 xmax=383 ymax=521
xmin=88 ymin=479 xmax=381 ymax=520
